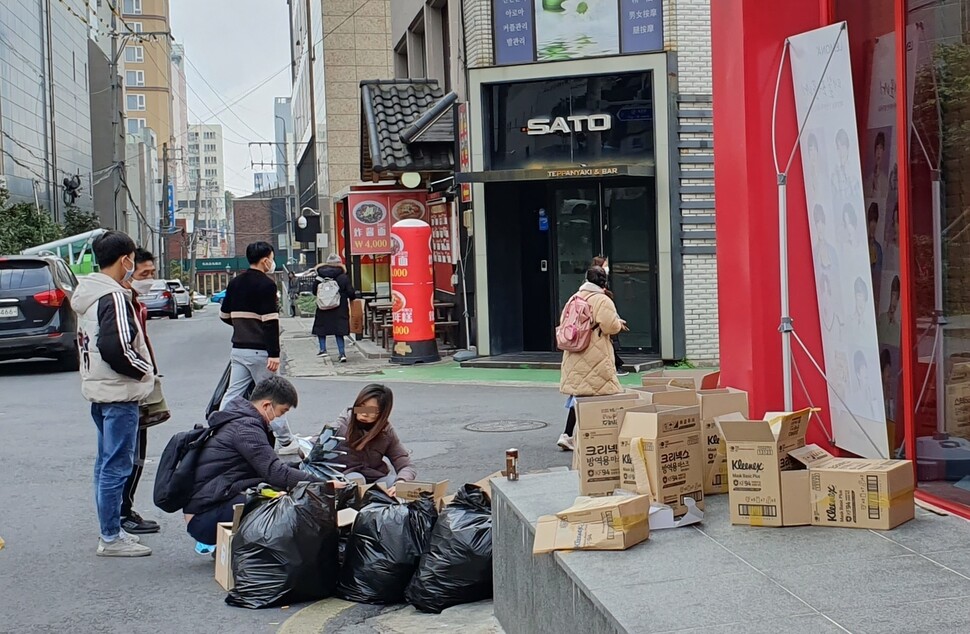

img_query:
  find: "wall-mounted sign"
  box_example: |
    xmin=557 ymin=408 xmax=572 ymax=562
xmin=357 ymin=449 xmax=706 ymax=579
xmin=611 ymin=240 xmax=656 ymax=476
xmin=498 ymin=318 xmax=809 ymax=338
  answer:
xmin=547 ymin=167 xmax=621 ymax=178
xmin=493 ymin=0 xmax=664 ymax=67
xmin=526 ymin=114 xmax=612 ymax=136
xmin=458 ymin=103 xmax=473 ymax=204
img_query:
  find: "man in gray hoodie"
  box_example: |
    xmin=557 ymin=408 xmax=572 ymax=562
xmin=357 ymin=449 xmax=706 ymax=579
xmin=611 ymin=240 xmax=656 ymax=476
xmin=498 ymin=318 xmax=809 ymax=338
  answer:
xmin=73 ymin=231 xmax=155 ymax=557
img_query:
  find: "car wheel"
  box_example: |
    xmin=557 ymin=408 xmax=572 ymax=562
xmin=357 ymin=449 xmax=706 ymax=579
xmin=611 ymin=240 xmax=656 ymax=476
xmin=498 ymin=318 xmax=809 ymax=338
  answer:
xmin=58 ymin=348 xmax=80 ymax=372
xmin=185 ymin=305 xmax=193 ymax=318
xmin=169 ymin=305 xmax=179 ymax=319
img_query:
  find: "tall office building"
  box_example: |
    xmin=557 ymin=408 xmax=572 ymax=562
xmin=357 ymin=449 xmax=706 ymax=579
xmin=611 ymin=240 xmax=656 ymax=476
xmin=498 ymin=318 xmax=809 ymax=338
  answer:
xmin=179 ymin=123 xmax=226 ymax=256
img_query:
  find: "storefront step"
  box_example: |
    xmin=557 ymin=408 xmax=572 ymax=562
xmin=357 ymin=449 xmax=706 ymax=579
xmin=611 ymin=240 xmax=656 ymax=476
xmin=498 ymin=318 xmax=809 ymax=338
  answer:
xmin=460 ymin=352 xmax=662 ymax=373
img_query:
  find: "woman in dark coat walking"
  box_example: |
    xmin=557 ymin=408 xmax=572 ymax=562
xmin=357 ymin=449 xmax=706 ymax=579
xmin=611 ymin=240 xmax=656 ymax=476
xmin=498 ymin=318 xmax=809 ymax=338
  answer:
xmin=312 ymin=253 xmax=359 ymax=362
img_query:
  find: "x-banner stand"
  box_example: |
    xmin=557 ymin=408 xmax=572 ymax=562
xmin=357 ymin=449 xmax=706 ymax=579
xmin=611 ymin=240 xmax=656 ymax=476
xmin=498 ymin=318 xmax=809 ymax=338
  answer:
xmin=772 ymin=23 xmax=888 ymax=458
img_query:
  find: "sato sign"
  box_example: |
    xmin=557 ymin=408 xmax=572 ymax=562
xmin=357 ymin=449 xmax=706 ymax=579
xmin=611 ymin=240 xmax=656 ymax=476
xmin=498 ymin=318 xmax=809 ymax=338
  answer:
xmin=347 ymin=192 xmax=427 ymax=256
xmin=526 ymin=114 xmax=612 ymax=136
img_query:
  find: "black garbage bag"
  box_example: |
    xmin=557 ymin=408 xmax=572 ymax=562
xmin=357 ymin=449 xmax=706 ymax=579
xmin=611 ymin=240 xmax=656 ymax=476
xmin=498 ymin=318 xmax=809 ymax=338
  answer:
xmin=336 ymin=488 xmax=438 ymax=604
xmin=226 ymin=482 xmax=339 ymax=609
xmin=205 ymin=361 xmax=254 ymax=418
xmin=405 ymin=484 xmax=494 ymax=613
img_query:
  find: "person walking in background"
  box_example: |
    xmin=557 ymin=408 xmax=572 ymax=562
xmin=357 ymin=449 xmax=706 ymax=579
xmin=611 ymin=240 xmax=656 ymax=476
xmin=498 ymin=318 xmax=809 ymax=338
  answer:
xmin=557 ymin=266 xmax=626 ymax=451
xmin=72 ymin=231 xmax=155 ymax=557
xmin=219 ymin=241 xmax=299 ymax=455
xmin=121 ymin=248 xmax=168 ymax=535
xmin=592 ymin=256 xmax=628 ymax=377
xmin=287 ymin=270 xmax=299 ymax=317
xmin=312 ymin=253 xmax=359 ymax=363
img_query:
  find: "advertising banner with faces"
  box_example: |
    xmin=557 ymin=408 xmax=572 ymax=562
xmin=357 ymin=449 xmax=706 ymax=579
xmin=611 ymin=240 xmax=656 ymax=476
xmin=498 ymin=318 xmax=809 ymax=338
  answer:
xmin=790 ymin=23 xmax=888 ymax=458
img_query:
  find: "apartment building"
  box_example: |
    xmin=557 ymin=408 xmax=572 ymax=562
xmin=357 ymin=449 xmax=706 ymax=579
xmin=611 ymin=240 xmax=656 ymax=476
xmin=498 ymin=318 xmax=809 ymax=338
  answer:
xmin=0 ymin=0 xmax=94 ymax=218
xmin=288 ymin=0 xmax=394 ymax=263
xmin=178 ymin=123 xmax=226 ymax=256
xmin=170 ymin=42 xmax=189 ymax=194
xmin=120 ymin=0 xmax=172 ymax=146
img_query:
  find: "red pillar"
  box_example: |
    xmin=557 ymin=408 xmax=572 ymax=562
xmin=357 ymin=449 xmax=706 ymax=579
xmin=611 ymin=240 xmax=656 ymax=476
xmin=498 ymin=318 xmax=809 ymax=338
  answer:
xmin=713 ymin=0 xmax=837 ymax=450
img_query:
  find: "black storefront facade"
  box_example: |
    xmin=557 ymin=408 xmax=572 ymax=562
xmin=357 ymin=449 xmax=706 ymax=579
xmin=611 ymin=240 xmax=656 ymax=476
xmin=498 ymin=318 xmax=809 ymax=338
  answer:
xmin=462 ymin=54 xmax=678 ymax=359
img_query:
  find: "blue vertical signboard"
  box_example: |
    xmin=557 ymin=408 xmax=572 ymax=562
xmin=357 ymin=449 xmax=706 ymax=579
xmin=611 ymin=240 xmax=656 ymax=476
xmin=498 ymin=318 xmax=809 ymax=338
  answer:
xmin=620 ymin=0 xmax=664 ymax=54
xmin=166 ymin=183 xmax=175 ymax=229
xmin=493 ymin=0 xmax=535 ymax=66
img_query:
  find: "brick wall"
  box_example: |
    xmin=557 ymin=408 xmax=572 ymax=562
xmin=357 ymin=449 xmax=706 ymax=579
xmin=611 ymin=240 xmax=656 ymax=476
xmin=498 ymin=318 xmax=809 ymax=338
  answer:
xmin=232 ymin=198 xmax=273 ymax=258
xmin=463 ymin=0 xmax=493 ymax=68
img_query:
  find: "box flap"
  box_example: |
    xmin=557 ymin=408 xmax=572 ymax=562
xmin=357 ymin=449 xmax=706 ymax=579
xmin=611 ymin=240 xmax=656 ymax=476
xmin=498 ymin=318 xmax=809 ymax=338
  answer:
xmin=789 ymin=444 xmax=836 ymax=468
xmin=715 ymin=417 xmax=775 ymax=443
xmin=533 ymin=516 xmax=561 ymax=554
xmin=231 ymin=503 xmax=244 ymax=531
xmin=697 ymin=388 xmax=750 ymax=421
xmin=765 ymin=408 xmax=814 ymax=441
xmin=337 ymin=508 xmax=358 ymax=528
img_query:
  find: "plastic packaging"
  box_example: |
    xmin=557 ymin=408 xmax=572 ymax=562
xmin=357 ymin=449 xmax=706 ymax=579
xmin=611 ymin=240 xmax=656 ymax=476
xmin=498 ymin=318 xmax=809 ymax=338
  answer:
xmin=336 ymin=488 xmax=437 ymax=604
xmin=405 ymin=484 xmax=494 ymax=613
xmin=300 ymin=425 xmax=348 ymax=482
xmin=205 ymin=361 xmax=254 ymax=418
xmin=226 ymin=482 xmax=339 ymax=609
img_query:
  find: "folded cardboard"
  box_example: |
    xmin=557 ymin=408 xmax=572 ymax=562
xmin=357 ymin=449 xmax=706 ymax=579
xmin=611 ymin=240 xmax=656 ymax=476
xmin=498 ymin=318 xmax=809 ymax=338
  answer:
xmin=533 ymin=494 xmax=650 ymax=554
xmin=641 ymin=369 xmax=720 ymax=391
xmin=716 ymin=409 xmax=813 ymax=527
xmin=337 ymin=508 xmax=358 ymax=528
xmin=619 ymin=405 xmax=704 ymax=516
xmin=790 ymin=444 xmax=915 ymax=530
xmin=350 ymin=298 xmax=365 ymax=334
xmin=626 ymin=385 xmax=698 ymax=407
xmin=471 ymin=471 xmax=506 ymax=500
xmin=650 ymin=496 xmax=704 ymax=530
xmin=396 ymin=479 xmax=449 ymax=510
xmin=696 ymin=388 xmax=750 ymax=495
xmin=214 ymin=503 xmax=245 ymax=591
xmin=573 ymin=394 xmax=647 ymax=496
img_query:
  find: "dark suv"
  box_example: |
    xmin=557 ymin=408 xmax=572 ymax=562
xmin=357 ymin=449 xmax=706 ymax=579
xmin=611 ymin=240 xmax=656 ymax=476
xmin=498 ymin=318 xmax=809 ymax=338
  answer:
xmin=0 ymin=255 xmax=80 ymax=370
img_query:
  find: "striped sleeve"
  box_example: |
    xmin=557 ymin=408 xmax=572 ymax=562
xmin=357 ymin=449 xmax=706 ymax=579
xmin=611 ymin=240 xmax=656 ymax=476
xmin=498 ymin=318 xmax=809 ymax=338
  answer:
xmin=96 ymin=292 xmax=153 ymax=380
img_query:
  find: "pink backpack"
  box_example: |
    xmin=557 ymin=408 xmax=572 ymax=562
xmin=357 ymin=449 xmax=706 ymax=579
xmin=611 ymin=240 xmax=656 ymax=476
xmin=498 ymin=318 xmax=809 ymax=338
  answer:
xmin=556 ymin=293 xmax=594 ymax=353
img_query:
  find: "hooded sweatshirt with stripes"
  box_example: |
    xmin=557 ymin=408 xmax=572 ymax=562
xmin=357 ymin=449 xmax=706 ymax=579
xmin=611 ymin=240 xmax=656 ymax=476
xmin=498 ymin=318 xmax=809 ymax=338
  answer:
xmin=218 ymin=268 xmax=280 ymax=357
xmin=72 ymin=272 xmax=155 ymax=404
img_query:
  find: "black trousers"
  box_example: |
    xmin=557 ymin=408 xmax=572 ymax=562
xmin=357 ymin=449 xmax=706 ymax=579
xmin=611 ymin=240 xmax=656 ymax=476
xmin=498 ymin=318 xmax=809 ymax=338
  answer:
xmin=564 ymin=407 xmax=577 ymax=437
xmin=187 ymin=495 xmax=246 ymax=545
xmin=121 ymin=427 xmax=148 ymax=519
xmin=613 ymin=338 xmax=625 ymax=370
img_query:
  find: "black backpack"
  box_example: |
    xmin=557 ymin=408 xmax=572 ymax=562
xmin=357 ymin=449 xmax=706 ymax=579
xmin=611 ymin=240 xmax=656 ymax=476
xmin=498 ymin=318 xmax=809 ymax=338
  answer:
xmin=153 ymin=420 xmax=229 ymax=513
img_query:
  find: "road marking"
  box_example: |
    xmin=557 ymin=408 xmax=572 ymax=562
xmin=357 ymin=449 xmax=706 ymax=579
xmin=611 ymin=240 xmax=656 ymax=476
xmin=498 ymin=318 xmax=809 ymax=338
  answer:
xmin=277 ymin=598 xmax=354 ymax=634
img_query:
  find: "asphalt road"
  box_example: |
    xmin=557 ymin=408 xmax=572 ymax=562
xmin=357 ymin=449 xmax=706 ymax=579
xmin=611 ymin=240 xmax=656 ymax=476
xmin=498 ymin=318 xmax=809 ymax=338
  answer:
xmin=0 ymin=308 xmax=570 ymax=633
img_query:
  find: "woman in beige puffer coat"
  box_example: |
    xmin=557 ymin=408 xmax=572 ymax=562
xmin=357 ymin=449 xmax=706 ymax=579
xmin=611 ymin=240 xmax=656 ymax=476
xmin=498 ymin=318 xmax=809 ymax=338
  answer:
xmin=557 ymin=267 xmax=625 ymax=450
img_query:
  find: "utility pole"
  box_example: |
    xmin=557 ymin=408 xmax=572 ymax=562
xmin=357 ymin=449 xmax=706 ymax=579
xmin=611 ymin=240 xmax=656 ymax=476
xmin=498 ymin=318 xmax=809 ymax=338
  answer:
xmin=108 ymin=2 xmax=122 ymax=227
xmin=188 ymin=178 xmax=202 ymax=293
xmin=161 ymin=143 xmax=170 ymax=276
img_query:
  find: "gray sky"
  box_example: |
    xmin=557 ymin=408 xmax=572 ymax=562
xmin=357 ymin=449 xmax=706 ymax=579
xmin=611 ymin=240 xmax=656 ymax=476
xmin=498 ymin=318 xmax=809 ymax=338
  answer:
xmin=170 ymin=0 xmax=291 ymax=196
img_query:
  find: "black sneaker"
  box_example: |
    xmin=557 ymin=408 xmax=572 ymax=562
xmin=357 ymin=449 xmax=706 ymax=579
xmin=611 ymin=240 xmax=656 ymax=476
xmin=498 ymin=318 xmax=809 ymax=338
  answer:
xmin=316 ymin=350 xmax=327 ymax=357
xmin=339 ymin=356 xmax=347 ymax=363
xmin=122 ymin=511 xmax=160 ymax=534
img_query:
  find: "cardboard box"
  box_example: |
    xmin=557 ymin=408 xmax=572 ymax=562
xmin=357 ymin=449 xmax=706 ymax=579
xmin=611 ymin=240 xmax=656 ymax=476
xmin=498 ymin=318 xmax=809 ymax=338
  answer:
xmin=790 ymin=444 xmax=915 ymax=530
xmin=641 ymin=369 xmax=720 ymax=390
xmin=619 ymin=405 xmax=704 ymax=516
xmin=945 ymin=362 xmax=970 ymax=439
xmin=573 ymin=394 xmax=647 ymax=496
xmin=626 ymin=385 xmax=698 ymax=407
xmin=350 ymin=299 xmax=365 ymax=334
xmin=533 ymin=494 xmax=650 ymax=554
xmin=471 ymin=471 xmax=505 ymax=500
xmin=215 ymin=504 xmax=244 ymax=591
xmin=337 ymin=508 xmax=358 ymax=528
xmin=716 ymin=409 xmax=813 ymax=527
xmin=396 ymin=480 xmax=449 ymax=510
xmin=696 ymin=389 xmax=750 ymax=495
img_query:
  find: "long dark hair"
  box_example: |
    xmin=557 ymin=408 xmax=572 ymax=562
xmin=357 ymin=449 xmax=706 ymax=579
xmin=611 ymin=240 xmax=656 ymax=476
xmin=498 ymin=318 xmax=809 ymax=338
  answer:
xmin=347 ymin=384 xmax=394 ymax=451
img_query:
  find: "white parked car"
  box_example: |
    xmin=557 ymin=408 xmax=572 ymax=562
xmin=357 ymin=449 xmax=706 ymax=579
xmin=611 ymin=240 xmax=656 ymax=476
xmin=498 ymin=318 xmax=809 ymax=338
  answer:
xmin=165 ymin=279 xmax=193 ymax=318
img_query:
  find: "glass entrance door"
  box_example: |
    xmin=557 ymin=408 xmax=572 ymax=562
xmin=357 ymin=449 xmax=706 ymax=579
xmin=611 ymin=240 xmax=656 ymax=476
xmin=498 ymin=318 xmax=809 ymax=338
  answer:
xmin=548 ymin=180 xmax=659 ymax=354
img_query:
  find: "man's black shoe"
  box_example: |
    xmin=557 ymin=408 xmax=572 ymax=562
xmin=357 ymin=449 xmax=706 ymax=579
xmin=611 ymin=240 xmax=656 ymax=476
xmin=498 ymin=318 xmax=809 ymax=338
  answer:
xmin=122 ymin=511 xmax=161 ymax=534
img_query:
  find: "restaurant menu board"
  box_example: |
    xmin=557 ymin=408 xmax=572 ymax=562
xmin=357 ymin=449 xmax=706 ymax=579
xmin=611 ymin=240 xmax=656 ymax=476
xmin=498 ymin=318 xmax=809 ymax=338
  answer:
xmin=347 ymin=191 xmax=427 ymax=256
xmin=429 ymin=199 xmax=456 ymax=294
xmin=493 ymin=0 xmax=663 ymax=66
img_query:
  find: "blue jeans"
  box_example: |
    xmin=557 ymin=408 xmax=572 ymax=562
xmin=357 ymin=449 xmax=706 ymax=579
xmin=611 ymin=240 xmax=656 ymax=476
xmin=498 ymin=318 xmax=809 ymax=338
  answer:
xmin=92 ymin=402 xmax=140 ymax=541
xmin=318 ymin=335 xmax=346 ymax=357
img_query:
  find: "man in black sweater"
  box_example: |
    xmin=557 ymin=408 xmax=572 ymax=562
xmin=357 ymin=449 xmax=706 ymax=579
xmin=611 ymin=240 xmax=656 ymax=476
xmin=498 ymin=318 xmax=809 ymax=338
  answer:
xmin=184 ymin=376 xmax=328 ymax=545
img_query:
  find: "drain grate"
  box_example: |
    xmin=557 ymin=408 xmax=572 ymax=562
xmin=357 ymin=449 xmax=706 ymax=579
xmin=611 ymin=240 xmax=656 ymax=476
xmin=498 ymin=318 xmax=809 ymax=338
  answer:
xmin=464 ymin=419 xmax=548 ymax=433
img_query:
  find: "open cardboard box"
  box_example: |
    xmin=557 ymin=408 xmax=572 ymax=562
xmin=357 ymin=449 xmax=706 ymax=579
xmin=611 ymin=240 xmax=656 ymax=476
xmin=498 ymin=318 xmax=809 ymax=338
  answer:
xmin=533 ymin=494 xmax=651 ymax=554
xmin=396 ymin=479 xmax=449 ymax=510
xmin=619 ymin=404 xmax=704 ymax=516
xmin=716 ymin=409 xmax=813 ymax=527
xmin=790 ymin=444 xmax=915 ymax=530
xmin=572 ymin=393 xmax=650 ymax=496
xmin=641 ymin=369 xmax=720 ymax=391
xmin=696 ymin=388 xmax=750 ymax=494
xmin=215 ymin=503 xmax=245 ymax=591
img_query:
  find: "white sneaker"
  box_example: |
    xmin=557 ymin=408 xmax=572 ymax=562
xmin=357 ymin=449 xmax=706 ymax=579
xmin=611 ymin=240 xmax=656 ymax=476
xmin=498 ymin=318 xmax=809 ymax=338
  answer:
xmin=119 ymin=529 xmax=140 ymax=544
xmin=97 ymin=536 xmax=152 ymax=557
xmin=557 ymin=433 xmax=575 ymax=452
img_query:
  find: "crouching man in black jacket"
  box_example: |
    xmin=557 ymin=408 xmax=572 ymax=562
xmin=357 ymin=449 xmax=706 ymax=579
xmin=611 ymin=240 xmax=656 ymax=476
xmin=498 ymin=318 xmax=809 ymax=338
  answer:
xmin=183 ymin=376 xmax=326 ymax=545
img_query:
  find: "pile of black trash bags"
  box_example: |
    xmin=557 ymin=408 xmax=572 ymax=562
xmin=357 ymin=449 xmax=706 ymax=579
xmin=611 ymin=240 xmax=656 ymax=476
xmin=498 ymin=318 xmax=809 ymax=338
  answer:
xmin=226 ymin=481 xmax=493 ymax=614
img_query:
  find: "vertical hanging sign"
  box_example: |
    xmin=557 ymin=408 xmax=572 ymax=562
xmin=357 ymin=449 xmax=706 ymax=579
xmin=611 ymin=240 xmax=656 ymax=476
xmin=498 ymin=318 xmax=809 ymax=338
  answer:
xmin=790 ymin=22 xmax=888 ymax=458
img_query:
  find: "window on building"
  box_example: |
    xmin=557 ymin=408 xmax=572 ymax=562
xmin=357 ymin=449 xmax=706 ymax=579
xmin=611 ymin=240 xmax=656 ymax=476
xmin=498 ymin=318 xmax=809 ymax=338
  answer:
xmin=126 ymin=94 xmax=146 ymax=111
xmin=189 ymin=157 xmax=199 ymax=165
xmin=189 ymin=132 xmax=199 ymax=141
xmin=125 ymin=70 xmax=145 ymax=87
xmin=394 ymin=43 xmax=408 ymax=78
xmin=126 ymin=118 xmax=146 ymax=134
xmin=205 ymin=169 xmax=217 ymax=177
xmin=204 ymin=156 xmax=217 ymax=164
xmin=123 ymin=0 xmax=142 ymax=15
xmin=204 ymin=131 xmax=215 ymax=140
xmin=124 ymin=46 xmax=144 ymax=63
xmin=129 ymin=22 xmax=143 ymax=33
xmin=204 ymin=143 xmax=216 ymax=152
xmin=189 ymin=143 xmax=199 ymax=153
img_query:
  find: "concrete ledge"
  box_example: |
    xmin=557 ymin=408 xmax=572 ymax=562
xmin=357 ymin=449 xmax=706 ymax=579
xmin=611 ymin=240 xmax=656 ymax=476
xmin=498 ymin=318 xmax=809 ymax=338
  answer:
xmin=492 ymin=471 xmax=970 ymax=634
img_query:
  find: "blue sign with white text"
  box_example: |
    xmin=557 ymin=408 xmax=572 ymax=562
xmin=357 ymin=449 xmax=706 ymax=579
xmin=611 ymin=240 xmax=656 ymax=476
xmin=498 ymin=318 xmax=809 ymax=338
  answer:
xmin=620 ymin=0 xmax=664 ymax=54
xmin=166 ymin=183 xmax=175 ymax=228
xmin=493 ymin=0 xmax=536 ymax=66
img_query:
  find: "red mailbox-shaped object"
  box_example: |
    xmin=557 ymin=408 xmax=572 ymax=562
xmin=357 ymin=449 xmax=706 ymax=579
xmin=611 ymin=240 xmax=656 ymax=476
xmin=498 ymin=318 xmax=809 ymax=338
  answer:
xmin=389 ymin=220 xmax=440 ymax=364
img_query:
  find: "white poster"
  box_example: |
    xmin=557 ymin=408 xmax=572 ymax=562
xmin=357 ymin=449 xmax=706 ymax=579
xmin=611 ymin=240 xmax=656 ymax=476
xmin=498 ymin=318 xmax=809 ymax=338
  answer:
xmin=790 ymin=23 xmax=889 ymax=458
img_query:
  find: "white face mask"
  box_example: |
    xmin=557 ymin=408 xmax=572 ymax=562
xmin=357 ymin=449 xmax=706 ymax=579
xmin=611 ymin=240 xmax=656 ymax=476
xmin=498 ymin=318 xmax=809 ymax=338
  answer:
xmin=265 ymin=259 xmax=277 ymax=274
xmin=131 ymin=279 xmax=155 ymax=295
xmin=603 ymin=266 xmax=610 ymax=276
